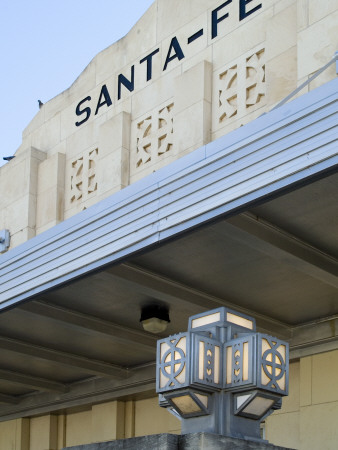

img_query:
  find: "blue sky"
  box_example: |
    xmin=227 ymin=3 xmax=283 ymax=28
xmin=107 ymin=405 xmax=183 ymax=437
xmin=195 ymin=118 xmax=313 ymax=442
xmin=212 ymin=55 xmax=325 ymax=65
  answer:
xmin=0 ymin=0 xmax=154 ymax=168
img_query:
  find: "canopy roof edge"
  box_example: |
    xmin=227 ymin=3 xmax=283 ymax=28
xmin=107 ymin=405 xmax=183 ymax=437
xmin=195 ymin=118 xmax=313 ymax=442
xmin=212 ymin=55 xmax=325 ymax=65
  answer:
xmin=0 ymin=78 xmax=337 ymax=311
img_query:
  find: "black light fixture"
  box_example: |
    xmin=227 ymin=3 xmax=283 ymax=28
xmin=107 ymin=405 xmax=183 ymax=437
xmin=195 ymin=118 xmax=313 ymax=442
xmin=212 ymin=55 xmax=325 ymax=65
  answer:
xmin=140 ymin=304 xmax=170 ymax=333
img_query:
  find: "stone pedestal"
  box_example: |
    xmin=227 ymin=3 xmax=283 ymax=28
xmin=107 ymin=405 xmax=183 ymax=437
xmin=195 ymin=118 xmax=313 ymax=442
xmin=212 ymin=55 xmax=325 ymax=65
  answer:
xmin=63 ymin=434 xmax=178 ymax=450
xmin=179 ymin=433 xmax=294 ymax=449
xmin=63 ymin=433 xmax=295 ymax=450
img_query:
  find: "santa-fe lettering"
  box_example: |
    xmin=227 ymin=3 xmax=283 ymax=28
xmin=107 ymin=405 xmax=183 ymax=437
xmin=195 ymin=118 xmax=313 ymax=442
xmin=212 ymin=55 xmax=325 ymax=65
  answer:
xmin=75 ymin=96 xmax=92 ymax=127
xmin=211 ymin=1 xmax=232 ymax=39
xmin=95 ymin=85 xmax=112 ymax=115
xmin=239 ymin=0 xmax=262 ymax=21
xmin=163 ymin=37 xmax=185 ymax=71
xmin=118 ymin=65 xmax=135 ymax=100
xmin=140 ymin=48 xmax=160 ymax=82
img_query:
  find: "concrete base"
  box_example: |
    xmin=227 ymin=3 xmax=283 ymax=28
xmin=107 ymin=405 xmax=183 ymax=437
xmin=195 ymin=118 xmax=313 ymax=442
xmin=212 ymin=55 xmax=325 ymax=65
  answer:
xmin=63 ymin=433 xmax=294 ymax=450
xmin=63 ymin=434 xmax=178 ymax=450
xmin=179 ymin=433 xmax=294 ymax=449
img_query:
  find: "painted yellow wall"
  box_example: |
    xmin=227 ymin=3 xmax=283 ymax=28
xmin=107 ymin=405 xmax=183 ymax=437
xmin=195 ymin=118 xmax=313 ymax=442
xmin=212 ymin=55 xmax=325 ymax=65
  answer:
xmin=0 ymin=399 xmax=179 ymax=449
xmin=134 ymin=397 xmax=180 ymax=437
xmin=0 ymin=418 xmax=29 ymax=450
xmin=266 ymin=350 xmax=338 ymax=450
xmin=0 ymin=352 xmax=337 ymax=449
xmin=65 ymin=410 xmax=92 ymax=448
xmin=29 ymin=415 xmax=58 ymax=450
xmin=91 ymin=401 xmax=125 ymax=442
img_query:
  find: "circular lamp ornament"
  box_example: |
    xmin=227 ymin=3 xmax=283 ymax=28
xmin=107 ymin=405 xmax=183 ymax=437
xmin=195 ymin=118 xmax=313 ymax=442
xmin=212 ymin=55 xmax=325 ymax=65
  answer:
xmin=140 ymin=305 xmax=170 ymax=333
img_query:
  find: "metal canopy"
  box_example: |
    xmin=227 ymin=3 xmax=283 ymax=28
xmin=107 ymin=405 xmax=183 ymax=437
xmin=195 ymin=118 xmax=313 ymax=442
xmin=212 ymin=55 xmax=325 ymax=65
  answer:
xmin=0 ymin=80 xmax=337 ymax=420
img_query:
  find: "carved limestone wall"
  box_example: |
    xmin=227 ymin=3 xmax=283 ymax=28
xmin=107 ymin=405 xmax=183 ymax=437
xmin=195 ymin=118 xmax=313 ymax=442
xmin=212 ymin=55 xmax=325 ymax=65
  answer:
xmin=70 ymin=148 xmax=99 ymax=205
xmin=1 ymin=0 xmax=337 ymax=245
xmin=130 ymin=101 xmax=175 ymax=183
xmin=213 ymin=47 xmax=266 ymax=136
xmin=135 ymin=103 xmax=174 ymax=169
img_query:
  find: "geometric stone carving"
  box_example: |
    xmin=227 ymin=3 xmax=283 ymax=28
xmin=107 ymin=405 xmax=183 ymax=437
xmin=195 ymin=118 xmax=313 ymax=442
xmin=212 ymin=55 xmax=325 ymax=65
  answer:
xmin=136 ymin=103 xmax=174 ymax=168
xmin=216 ymin=48 xmax=265 ymax=125
xmin=70 ymin=157 xmax=84 ymax=203
xmin=218 ymin=64 xmax=238 ymax=121
xmin=87 ymin=148 xmax=98 ymax=195
xmin=246 ymin=49 xmax=266 ymax=108
xmin=70 ymin=148 xmax=98 ymax=203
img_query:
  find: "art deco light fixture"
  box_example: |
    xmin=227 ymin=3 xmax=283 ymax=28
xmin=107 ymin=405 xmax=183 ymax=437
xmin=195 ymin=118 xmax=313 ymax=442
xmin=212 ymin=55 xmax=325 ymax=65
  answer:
xmin=156 ymin=307 xmax=289 ymax=442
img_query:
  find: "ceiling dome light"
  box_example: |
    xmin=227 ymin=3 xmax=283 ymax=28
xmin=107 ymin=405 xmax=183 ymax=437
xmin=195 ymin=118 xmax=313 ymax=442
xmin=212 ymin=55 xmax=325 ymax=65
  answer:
xmin=140 ymin=305 xmax=170 ymax=334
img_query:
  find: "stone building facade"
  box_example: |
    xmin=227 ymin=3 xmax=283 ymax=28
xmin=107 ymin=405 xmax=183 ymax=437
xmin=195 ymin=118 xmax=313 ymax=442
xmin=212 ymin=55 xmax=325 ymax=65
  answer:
xmin=0 ymin=1 xmax=337 ymax=449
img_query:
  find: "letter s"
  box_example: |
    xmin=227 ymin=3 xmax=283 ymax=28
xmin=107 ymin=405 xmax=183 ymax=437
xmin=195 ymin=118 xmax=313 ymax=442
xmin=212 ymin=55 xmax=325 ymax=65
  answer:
xmin=75 ymin=96 xmax=91 ymax=127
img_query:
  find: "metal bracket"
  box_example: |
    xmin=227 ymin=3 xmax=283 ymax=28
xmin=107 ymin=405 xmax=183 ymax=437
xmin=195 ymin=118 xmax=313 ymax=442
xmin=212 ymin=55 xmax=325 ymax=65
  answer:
xmin=0 ymin=230 xmax=10 ymax=253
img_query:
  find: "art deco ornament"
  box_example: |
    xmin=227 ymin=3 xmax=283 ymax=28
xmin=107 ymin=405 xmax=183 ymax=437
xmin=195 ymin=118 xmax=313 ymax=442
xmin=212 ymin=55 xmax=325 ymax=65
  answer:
xmin=156 ymin=307 xmax=289 ymax=442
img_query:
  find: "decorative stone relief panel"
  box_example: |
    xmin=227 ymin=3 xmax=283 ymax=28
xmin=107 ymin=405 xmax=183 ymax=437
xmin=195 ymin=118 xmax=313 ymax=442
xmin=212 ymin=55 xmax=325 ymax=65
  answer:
xmin=70 ymin=148 xmax=98 ymax=204
xmin=134 ymin=103 xmax=174 ymax=169
xmin=214 ymin=48 xmax=266 ymax=128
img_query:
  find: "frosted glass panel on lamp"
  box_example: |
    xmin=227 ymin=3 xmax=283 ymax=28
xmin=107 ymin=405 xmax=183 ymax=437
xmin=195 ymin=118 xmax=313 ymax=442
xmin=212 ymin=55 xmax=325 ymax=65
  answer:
xmin=279 ymin=344 xmax=286 ymax=361
xmin=242 ymin=397 xmax=275 ymax=417
xmin=175 ymin=367 xmax=186 ymax=385
xmin=261 ymin=367 xmax=270 ymax=386
xmin=261 ymin=338 xmax=271 ymax=386
xmin=226 ymin=346 xmax=232 ymax=384
xmin=160 ymin=372 xmax=167 ymax=388
xmin=278 ymin=344 xmax=286 ymax=390
xmin=191 ymin=312 xmax=221 ymax=328
xmin=236 ymin=394 xmax=251 ymax=409
xmin=275 ymin=344 xmax=286 ymax=391
xmin=175 ymin=337 xmax=187 ymax=384
xmin=175 ymin=363 xmax=186 ymax=385
xmin=214 ymin=346 xmax=220 ymax=384
xmin=176 ymin=337 xmax=187 ymax=353
xmin=171 ymin=395 xmax=201 ymax=414
xmin=227 ymin=312 xmax=253 ymax=330
xmin=199 ymin=341 xmax=205 ymax=380
xmin=160 ymin=342 xmax=170 ymax=388
xmin=195 ymin=393 xmax=208 ymax=409
xmin=278 ymin=373 xmax=286 ymax=391
xmin=262 ymin=339 xmax=272 ymax=361
xmin=243 ymin=341 xmax=249 ymax=381
xmin=160 ymin=342 xmax=170 ymax=360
